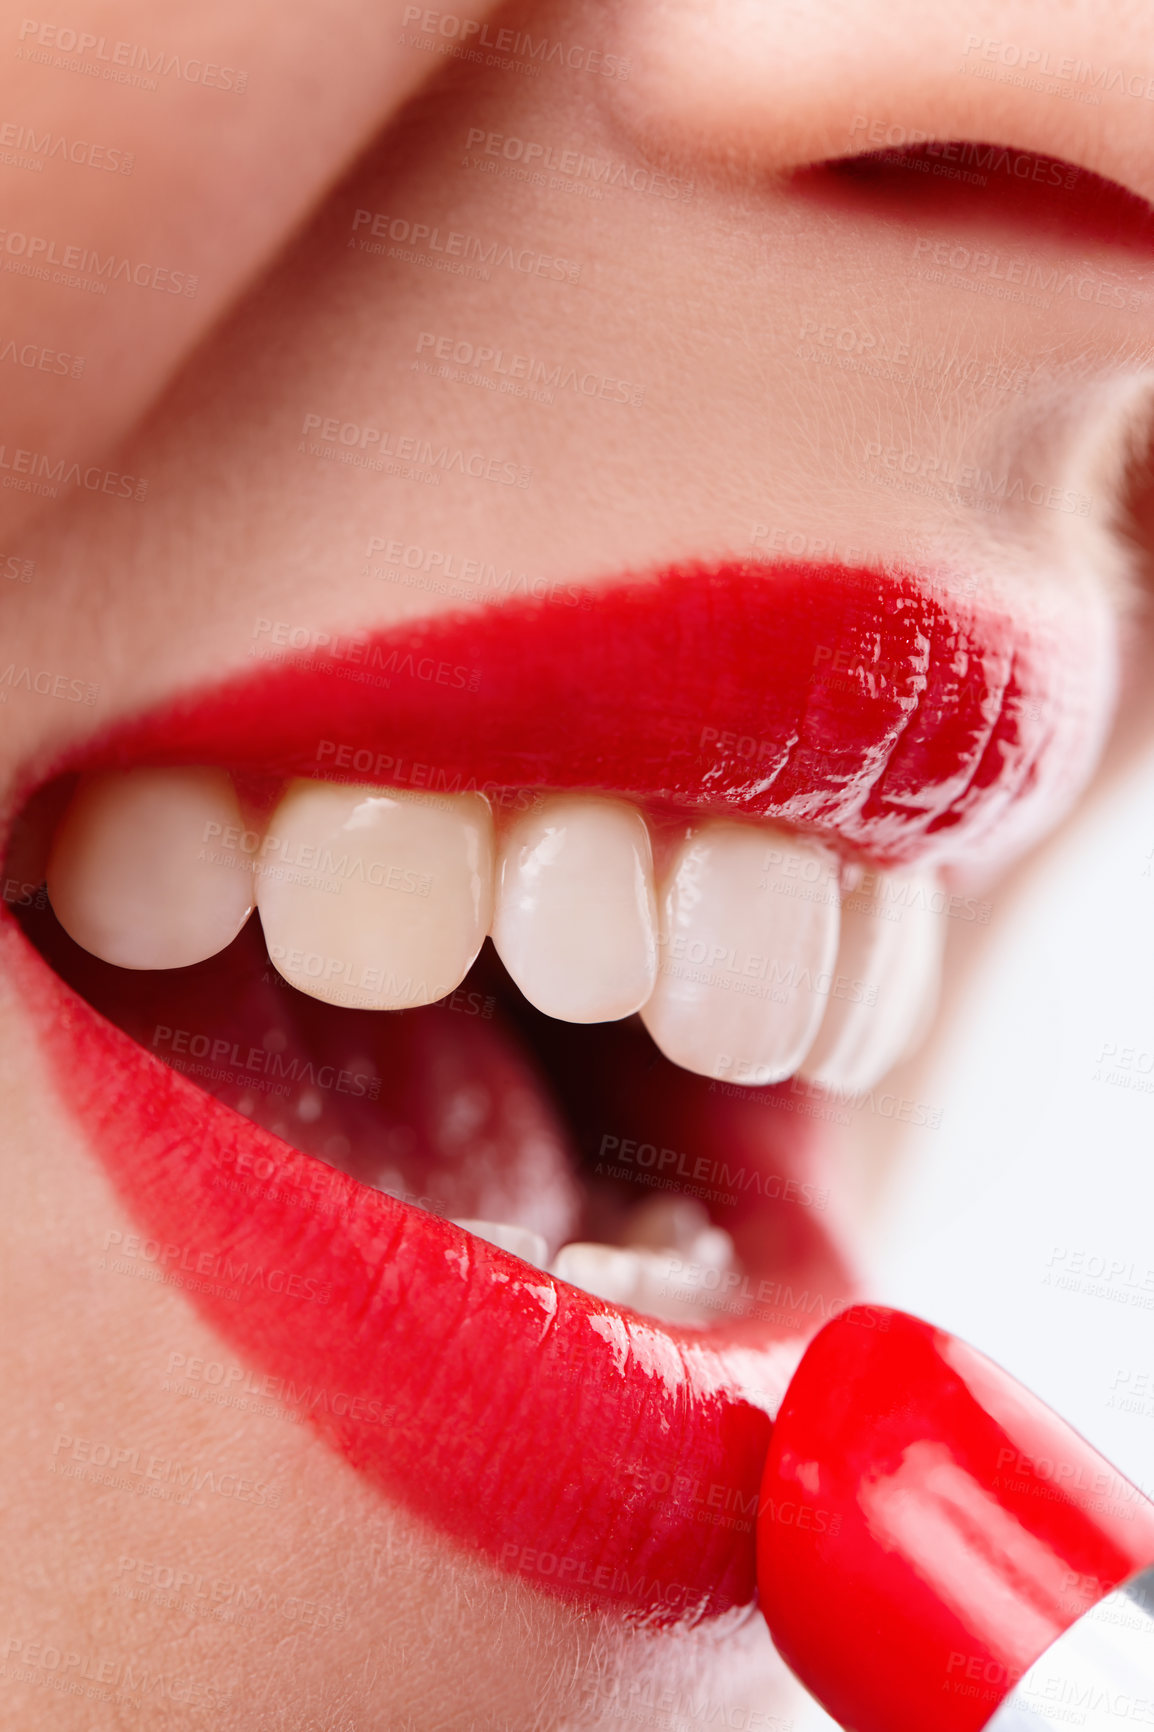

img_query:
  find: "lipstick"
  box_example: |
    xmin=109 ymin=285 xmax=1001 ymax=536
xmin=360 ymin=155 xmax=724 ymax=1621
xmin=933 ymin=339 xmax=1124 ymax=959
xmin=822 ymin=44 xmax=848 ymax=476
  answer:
xmin=757 ymin=1306 xmax=1154 ymax=1732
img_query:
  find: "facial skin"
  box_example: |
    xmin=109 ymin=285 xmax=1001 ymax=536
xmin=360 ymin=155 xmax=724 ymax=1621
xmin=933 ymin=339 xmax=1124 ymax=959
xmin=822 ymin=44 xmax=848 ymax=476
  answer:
xmin=2 ymin=0 xmax=1154 ymax=1725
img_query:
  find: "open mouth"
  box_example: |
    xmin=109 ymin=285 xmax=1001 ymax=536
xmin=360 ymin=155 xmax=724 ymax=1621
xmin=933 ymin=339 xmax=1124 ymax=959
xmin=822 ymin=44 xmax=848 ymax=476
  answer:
xmin=0 ymin=556 xmax=1115 ymax=1624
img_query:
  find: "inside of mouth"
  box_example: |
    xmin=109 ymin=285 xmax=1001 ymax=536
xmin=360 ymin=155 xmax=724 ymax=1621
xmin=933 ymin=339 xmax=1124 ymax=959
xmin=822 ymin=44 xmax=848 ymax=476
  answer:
xmin=6 ymin=776 xmax=854 ymax=1333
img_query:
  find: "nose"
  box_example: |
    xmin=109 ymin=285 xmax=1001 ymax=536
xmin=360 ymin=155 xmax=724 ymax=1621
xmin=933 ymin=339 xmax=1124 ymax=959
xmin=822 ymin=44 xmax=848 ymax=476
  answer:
xmin=616 ymin=0 xmax=1154 ymax=202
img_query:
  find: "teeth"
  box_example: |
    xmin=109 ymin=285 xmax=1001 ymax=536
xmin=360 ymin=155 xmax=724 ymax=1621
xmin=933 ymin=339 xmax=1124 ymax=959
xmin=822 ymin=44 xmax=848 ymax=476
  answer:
xmin=552 ymin=1224 xmax=739 ymax=1327
xmin=44 ymin=769 xmax=937 ymax=1089
xmin=451 ymin=1219 xmax=548 ymax=1268
xmin=255 ymin=780 xmax=493 ymax=1010
xmin=551 ymin=1242 xmax=671 ymax=1311
xmin=46 ymin=767 xmax=254 ymax=969
xmin=491 ymin=794 xmax=657 ymax=1022
xmin=799 ymin=867 xmax=944 ymax=1093
xmin=640 ymin=821 xmax=840 ymax=1086
xmin=622 ymin=1195 xmax=736 ymax=1270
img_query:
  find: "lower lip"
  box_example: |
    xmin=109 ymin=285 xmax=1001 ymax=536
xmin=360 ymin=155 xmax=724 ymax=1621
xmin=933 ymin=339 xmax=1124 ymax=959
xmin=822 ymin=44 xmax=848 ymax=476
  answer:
xmin=5 ymin=911 xmax=849 ymax=1620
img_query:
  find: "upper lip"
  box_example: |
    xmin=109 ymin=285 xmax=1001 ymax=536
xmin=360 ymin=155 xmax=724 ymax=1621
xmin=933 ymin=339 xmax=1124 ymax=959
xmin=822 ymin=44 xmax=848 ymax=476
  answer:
xmin=3 ymin=556 xmax=1119 ymax=1619
xmin=38 ymin=556 xmax=1116 ymax=870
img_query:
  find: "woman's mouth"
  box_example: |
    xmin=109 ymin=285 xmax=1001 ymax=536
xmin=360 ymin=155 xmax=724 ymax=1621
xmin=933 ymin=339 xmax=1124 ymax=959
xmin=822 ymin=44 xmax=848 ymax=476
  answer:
xmin=0 ymin=556 xmax=1117 ymax=1623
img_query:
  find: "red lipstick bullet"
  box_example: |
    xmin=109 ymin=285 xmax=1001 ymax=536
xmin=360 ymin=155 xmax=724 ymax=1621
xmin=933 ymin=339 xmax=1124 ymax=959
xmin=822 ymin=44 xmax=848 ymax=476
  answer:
xmin=758 ymin=1307 xmax=1154 ymax=1732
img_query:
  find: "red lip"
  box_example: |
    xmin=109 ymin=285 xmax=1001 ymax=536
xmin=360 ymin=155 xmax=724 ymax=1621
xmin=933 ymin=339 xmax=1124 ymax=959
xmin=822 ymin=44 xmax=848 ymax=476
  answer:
xmin=4 ymin=560 xmax=1116 ymax=1620
xmin=64 ymin=560 xmax=1113 ymax=867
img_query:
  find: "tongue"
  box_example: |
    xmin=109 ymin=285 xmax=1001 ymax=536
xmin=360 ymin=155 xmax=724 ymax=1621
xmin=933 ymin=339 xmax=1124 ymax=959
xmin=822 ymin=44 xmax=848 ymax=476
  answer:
xmin=22 ymin=907 xmax=583 ymax=1252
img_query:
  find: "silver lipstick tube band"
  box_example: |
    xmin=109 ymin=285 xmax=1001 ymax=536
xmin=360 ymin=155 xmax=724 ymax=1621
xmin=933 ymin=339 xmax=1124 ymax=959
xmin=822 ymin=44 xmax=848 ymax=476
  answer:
xmin=985 ymin=1565 xmax=1154 ymax=1732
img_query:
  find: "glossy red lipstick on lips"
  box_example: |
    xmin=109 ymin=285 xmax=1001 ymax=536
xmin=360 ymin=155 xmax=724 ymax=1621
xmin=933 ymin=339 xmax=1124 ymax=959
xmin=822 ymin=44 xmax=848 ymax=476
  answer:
xmin=68 ymin=559 xmax=1112 ymax=869
xmin=757 ymin=1307 xmax=1154 ymax=1732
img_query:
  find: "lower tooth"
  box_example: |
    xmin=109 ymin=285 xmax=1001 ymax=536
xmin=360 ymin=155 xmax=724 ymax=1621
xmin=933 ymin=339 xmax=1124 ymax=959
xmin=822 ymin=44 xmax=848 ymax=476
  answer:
xmin=46 ymin=767 xmax=254 ymax=970
xmin=551 ymin=1237 xmax=739 ymax=1326
xmin=641 ymin=821 xmax=841 ymax=1086
xmin=622 ymin=1196 xmax=737 ymax=1276
xmin=551 ymin=1242 xmax=661 ymax=1310
xmin=255 ymin=780 xmax=494 ymax=1010
xmin=621 ymin=1195 xmax=718 ymax=1253
xmin=451 ymin=1220 xmax=548 ymax=1269
xmin=800 ymin=868 xmax=944 ymax=1093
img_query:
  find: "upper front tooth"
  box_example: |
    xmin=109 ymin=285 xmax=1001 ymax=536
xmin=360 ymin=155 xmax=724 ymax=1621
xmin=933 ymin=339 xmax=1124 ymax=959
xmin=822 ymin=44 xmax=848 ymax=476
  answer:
xmin=46 ymin=767 xmax=254 ymax=969
xmin=491 ymin=794 xmax=657 ymax=1023
xmin=256 ymin=780 xmax=493 ymax=1010
xmin=451 ymin=1219 xmax=548 ymax=1268
xmin=640 ymin=821 xmax=840 ymax=1086
xmin=800 ymin=867 xmax=944 ymax=1094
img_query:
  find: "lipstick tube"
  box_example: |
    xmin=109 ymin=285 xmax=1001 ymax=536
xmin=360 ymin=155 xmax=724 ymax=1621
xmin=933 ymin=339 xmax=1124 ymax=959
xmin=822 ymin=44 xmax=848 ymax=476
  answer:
xmin=986 ymin=1565 xmax=1154 ymax=1730
xmin=756 ymin=1307 xmax=1154 ymax=1732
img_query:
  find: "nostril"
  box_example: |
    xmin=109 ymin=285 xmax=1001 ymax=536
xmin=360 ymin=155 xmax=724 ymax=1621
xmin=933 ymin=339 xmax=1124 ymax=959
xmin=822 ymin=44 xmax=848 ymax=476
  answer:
xmin=794 ymin=144 xmax=1154 ymax=255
